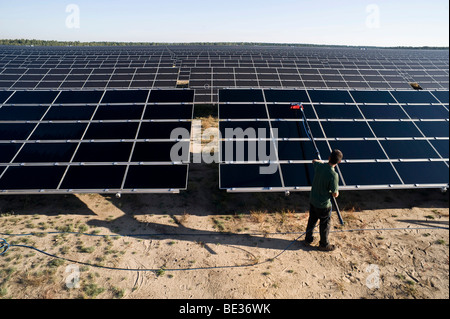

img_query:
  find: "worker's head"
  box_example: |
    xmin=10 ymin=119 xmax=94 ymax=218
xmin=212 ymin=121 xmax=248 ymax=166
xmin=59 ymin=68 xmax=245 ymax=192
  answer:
xmin=329 ymin=149 xmax=343 ymax=165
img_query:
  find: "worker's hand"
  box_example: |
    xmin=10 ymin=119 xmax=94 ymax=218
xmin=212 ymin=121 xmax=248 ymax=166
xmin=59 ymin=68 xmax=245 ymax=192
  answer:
xmin=313 ymin=159 xmax=323 ymax=164
xmin=332 ymin=192 xmax=339 ymax=198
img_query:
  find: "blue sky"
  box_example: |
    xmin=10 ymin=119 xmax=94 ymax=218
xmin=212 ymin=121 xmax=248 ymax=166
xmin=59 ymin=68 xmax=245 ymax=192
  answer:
xmin=0 ymin=0 xmax=448 ymax=46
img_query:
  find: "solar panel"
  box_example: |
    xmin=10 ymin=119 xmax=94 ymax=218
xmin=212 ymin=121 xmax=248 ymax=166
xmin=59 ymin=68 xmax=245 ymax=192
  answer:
xmin=1 ymin=46 xmax=448 ymax=103
xmin=0 ymin=45 xmax=449 ymax=195
xmin=0 ymin=89 xmax=194 ymax=195
xmin=218 ymin=89 xmax=449 ymax=192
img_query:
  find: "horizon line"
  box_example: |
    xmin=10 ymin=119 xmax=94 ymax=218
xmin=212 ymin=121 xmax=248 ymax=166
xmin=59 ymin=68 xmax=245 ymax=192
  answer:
xmin=1 ymin=39 xmax=449 ymax=50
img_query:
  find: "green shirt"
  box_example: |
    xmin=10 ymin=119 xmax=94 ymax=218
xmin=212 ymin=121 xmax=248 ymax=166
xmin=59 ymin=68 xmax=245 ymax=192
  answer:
xmin=310 ymin=161 xmax=339 ymax=209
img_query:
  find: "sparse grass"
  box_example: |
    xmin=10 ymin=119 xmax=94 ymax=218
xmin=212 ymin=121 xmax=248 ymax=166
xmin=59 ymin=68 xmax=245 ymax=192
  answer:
xmin=38 ymin=222 xmax=48 ymax=230
xmin=394 ymin=273 xmax=420 ymax=297
xmin=82 ymin=283 xmax=105 ymax=299
xmin=212 ymin=218 xmax=226 ymax=232
xmin=78 ymin=224 xmax=89 ymax=233
xmin=431 ymin=209 xmax=449 ymax=218
xmin=342 ymin=211 xmax=358 ymax=221
xmin=77 ymin=245 xmax=95 ymax=253
xmin=57 ymin=224 xmax=75 ymax=233
xmin=156 ymin=267 xmax=166 ymax=277
xmin=435 ymin=239 xmax=447 ymax=245
xmin=18 ymin=270 xmax=56 ymax=287
xmin=0 ymin=267 xmax=16 ymax=277
xmin=25 ymin=222 xmax=36 ymax=229
xmin=250 ymin=210 xmax=267 ymax=224
xmin=59 ymin=246 xmax=70 ymax=255
xmin=401 ymin=281 xmax=419 ymax=298
xmin=111 ymin=286 xmax=125 ymax=299
xmin=47 ymin=259 xmax=65 ymax=268
xmin=395 ymin=274 xmax=406 ymax=281
xmin=0 ymin=284 xmax=7 ymax=297
xmin=179 ymin=212 xmax=190 ymax=225
xmin=0 ymin=267 xmax=16 ymax=295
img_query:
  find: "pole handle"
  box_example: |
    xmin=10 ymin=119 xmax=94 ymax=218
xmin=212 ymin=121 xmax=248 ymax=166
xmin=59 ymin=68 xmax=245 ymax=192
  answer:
xmin=332 ymin=197 xmax=345 ymax=226
xmin=299 ymin=105 xmax=344 ymax=226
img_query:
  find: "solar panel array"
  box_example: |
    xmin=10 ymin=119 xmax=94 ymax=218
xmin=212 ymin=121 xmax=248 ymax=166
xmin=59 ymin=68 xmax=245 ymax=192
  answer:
xmin=0 ymin=46 xmax=448 ymax=103
xmin=218 ymin=89 xmax=449 ymax=192
xmin=0 ymin=89 xmax=194 ymax=194
xmin=0 ymin=45 xmax=449 ymax=195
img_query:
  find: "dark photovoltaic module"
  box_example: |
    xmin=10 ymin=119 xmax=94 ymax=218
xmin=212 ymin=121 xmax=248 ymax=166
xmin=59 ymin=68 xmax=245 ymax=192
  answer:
xmin=218 ymin=89 xmax=449 ymax=192
xmin=0 ymin=89 xmax=194 ymax=194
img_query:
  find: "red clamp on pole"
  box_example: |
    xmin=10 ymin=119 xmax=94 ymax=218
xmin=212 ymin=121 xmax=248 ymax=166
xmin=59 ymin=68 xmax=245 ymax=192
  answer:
xmin=290 ymin=103 xmax=303 ymax=110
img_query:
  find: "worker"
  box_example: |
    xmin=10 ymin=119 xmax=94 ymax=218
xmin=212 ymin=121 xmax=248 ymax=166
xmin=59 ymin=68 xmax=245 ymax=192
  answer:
xmin=304 ymin=149 xmax=343 ymax=252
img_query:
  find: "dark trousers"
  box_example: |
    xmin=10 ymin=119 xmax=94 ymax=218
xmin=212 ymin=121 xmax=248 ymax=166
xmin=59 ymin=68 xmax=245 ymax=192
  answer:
xmin=305 ymin=204 xmax=332 ymax=247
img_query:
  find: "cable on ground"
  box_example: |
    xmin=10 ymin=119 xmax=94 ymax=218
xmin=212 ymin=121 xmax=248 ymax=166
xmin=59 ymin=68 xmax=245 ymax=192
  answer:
xmin=0 ymin=224 xmax=447 ymax=273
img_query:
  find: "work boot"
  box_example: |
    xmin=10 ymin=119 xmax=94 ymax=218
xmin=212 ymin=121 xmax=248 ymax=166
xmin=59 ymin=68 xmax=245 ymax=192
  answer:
xmin=302 ymin=239 xmax=313 ymax=247
xmin=318 ymin=244 xmax=336 ymax=252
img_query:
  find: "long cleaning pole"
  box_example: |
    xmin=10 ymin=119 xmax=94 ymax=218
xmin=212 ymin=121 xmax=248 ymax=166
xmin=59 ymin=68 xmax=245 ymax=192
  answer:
xmin=294 ymin=103 xmax=345 ymax=226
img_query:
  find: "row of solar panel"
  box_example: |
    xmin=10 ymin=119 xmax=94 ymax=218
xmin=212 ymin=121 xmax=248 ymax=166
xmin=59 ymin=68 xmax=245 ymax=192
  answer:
xmin=1 ymin=69 xmax=447 ymax=85
xmin=0 ymin=61 xmax=448 ymax=74
xmin=0 ymin=68 xmax=179 ymax=75
xmin=4 ymin=145 xmax=445 ymax=191
xmin=1 ymin=67 xmax=447 ymax=75
xmin=0 ymin=164 xmax=188 ymax=192
xmin=0 ymin=89 xmax=448 ymax=105
xmin=3 ymin=49 xmax=446 ymax=57
xmin=5 ymin=81 xmax=442 ymax=91
xmin=0 ymin=81 xmax=177 ymax=89
xmin=190 ymin=80 xmax=445 ymax=90
xmin=0 ymin=89 xmax=194 ymax=104
xmin=1 ymin=120 xmax=447 ymax=143
xmin=3 ymin=81 xmax=448 ymax=92
xmin=219 ymin=161 xmax=449 ymax=190
xmin=219 ymin=104 xmax=449 ymax=120
xmin=3 ymin=51 xmax=446 ymax=59
xmin=219 ymin=120 xmax=448 ymax=139
xmin=0 ymin=141 xmax=190 ymax=164
xmin=219 ymin=89 xmax=449 ymax=104
xmin=218 ymin=139 xmax=449 ymax=162
xmin=0 ymin=122 xmax=192 ymax=141
xmin=0 ymin=105 xmax=193 ymax=121
xmin=2 ymin=57 xmax=446 ymax=68
xmin=197 ymin=90 xmax=450 ymax=104
xmin=1 ymin=59 xmax=447 ymax=70
xmin=2 ymin=53 xmax=447 ymax=64
xmin=5 ymin=140 xmax=445 ymax=165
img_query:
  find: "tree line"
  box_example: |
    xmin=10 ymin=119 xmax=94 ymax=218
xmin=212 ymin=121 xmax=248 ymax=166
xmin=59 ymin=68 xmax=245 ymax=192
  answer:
xmin=0 ymin=39 xmax=447 ymax=50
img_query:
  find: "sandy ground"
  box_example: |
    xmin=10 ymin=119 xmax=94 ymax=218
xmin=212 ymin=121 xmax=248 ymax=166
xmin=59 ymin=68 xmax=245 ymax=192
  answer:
xmin=0 ymin=161 xmax=448 ymax=300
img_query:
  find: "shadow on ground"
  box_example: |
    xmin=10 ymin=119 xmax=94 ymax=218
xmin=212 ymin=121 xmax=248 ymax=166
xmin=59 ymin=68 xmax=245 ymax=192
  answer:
xmin=0 ymin=194 xmax=95 ymax=216
xmin=86 ymin=213 xmax=314 ymax=253
xmin=0 ymin=162 xmax=448 ymax=253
